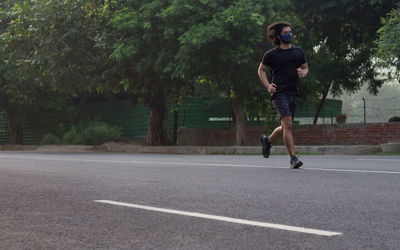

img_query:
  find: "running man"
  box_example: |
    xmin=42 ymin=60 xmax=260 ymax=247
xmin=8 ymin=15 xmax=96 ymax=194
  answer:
xmin=257 ymin=22 xmax=309 ymax=168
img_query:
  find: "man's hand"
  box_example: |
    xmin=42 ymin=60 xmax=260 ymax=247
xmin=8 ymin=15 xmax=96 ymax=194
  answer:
xmin=258 ymin=63 xmax=277 ymax=95
xmin=268 ymin=83 xmax=277 ymax=95
xmin=297 ymin=68 xmax=307 ymax=78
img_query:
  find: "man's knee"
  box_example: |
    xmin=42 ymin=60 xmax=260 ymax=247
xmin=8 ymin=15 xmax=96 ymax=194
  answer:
xmin=281 ymin=117 xmax=293 ymax=130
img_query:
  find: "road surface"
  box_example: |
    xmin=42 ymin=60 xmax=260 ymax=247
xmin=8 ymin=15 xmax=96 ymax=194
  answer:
xmin=0 ymin=152 xmax=399 ymax=249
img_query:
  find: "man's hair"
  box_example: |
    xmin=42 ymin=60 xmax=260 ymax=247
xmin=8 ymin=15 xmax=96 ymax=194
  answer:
xmin=267 ymin=22 xmax=291 ymax=46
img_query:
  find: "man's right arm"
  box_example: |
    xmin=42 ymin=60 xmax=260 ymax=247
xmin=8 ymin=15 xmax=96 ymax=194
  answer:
xmin=258 ymin=63 xmax=276 ymax=95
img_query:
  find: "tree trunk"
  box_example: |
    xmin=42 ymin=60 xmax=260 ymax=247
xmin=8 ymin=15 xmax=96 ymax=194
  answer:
xmin=9 ymin=120 xmax=22 ymax=145
xmin=313 ymin=82 xmax=331 ymax=125
xmin=147 ymin=89 xmax=167 ymax=146
xmin=231 ymin=92 xmax=246 ymax=146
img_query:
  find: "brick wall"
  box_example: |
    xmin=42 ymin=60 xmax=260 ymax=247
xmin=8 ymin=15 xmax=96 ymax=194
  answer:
xmin=292 ymin=123 xmax=400 ymax=145
xmin=177 ymin=122 xmax=400 ymax=146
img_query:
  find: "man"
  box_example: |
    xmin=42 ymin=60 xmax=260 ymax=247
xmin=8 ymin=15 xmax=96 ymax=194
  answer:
xmin=257 ymin=22 xmax=309 ymax=169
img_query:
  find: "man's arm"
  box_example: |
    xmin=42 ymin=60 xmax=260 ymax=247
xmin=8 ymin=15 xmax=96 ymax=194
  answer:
xmin=258 ymin=63 xmax=276 ymax=95
xmin=297 ymin=63 xmax=309 ymax=78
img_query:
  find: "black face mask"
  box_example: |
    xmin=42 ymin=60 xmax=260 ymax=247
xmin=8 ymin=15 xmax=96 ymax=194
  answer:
xmin=280 ymin=33 xmax=293 ymax=44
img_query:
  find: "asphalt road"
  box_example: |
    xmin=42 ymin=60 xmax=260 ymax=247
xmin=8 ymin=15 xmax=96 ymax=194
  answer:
xmin=0 ymin=152 xmax=399 ymax=249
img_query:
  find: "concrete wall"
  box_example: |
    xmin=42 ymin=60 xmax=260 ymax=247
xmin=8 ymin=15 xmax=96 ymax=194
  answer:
xmin=177 ymin=122 xmax=400 ymax=146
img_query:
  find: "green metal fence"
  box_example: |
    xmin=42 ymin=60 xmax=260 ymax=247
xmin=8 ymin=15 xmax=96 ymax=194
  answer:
xmin=0 ymin=114 xmax=10 ymax=144
xmin=0 ymin=97 xmax=342 ymax=144
xmin=0 ymin=114 xmax=52 ymax=145
xmin=80 ymin=100 xmax=150 ymax=139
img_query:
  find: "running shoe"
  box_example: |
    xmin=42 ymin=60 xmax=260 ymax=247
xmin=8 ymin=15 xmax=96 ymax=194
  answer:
xmin=260 ymin=134 xmax=272 ymax=158
xmin=290 ymin=155 xmax=303 ymax=169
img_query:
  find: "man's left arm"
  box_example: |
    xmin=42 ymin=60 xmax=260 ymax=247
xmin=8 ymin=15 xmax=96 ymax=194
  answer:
xmin=297 ymin=63 xmax=308 ymax=78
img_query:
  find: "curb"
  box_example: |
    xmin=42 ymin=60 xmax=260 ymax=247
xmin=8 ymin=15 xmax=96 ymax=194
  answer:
xmin=381 ymin=143 xmax=400 ymax=153
xmin=0 ymin=144 xmax=382 ymax=155
xmin=93 ymin=144 xmax=381 ymax=155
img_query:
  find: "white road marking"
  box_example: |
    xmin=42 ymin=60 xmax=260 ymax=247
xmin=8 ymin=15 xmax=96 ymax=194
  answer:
xmin=94 ymin=200 xmax=342 ymax=237
xmin=357 ymin=158 xmax=400 ymax=162
xmin=306 ymin=168 xmax=400 ymax=175
xmin=1 ymin=155 xmax=400 ymax=175
xmin=0 ymin=155 xmax=285 ymax=169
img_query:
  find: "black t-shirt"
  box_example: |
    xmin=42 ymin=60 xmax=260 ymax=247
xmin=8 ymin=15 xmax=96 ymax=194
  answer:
xmin=261 ymin=46 xmax=306 ymax=97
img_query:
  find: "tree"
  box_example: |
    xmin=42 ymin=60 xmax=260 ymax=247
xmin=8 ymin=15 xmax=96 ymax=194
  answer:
xmin=163 ymin=0 xmax=288 ymax=145
xmin=0 ymin=0 xmax=116 ymax=143
xmin=110 ymin=0 xmax=189 ymax=145
xmin=24 ymin=0 xmax=119 ymax=120
xmin=0 ymin=1 xmax=66 ymax=143
xmin=292 ymin=0 xmax=399 ymax=124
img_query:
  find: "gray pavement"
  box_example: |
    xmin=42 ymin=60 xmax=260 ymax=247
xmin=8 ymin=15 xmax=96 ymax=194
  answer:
xmin=0 ymin=152 xmax=400 ymax=249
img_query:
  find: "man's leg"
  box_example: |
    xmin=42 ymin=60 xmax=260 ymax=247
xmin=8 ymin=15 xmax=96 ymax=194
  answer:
xmin=261 ymin=125 xmax=282 ymax=158
xmin=281 ymin=115 xmax=303 ymax=168
xmin=281 ymin=116 xmax=295 ymax=157
xmin=268 ymin=126 xmax=282 ymax=143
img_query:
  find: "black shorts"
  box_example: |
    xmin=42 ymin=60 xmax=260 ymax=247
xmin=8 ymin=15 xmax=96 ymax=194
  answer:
xmin=272 ymin=94 xmax=297 ymax=120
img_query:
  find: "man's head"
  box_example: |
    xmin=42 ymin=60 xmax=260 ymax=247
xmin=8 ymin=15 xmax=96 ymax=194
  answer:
xmin=267 ymin=22 xmax=292 ymax=46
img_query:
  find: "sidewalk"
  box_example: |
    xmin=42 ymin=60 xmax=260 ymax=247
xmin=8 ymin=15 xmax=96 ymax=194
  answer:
xmin=0 ymin=143 xmax=383 ymax=155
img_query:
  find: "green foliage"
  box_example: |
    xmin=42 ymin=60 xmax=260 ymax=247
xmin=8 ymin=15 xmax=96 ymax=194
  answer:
xmin=168 ymin=0 xmax=285 ymax=83
xmin=389 ymin=116 xmax=400 ymax=122
xmin=0 ymin=0 xmax=399 ymax=145
xmin=0 ymin=0 xmax=119 ymax=143
xmin=110 ymin=0 xmax=206 ymax=145
xmin=110 ymin=0 xmax=180 ymax=88
xmin=62 ymin=125 xmax=85 ymax=145
xmin=0 ymin=1 xmax=71 ymax=143
xmin=19 ymin=0 xmax=116 ymax=95
xmin=62 ymin=121 xmax=121 ymax=145
xmin=375 ymin=9 xmax=400 ymax=80
xmin=292 ymin=0 xmax=398 ymax=96
xmin=83 ymin=121 xmax=122 ymax=145
xmin=163 ymin=0 xmax=291 ymax=138
xmin=40 ymin=133 xmax=61 ymax=145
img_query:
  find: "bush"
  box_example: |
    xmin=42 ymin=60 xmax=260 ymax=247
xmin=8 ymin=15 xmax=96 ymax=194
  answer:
xmin=83 ymin=121 xmax=122 ymax=145
xmin=62 ymin=121 xmax=121 ymax=145
xmin=336 ymin=114 xmax=347 ymax=124
xmin=62 ymin=126 xmax=85 ymax=145
xmin=40 ymin=133 xmax=61 ymax=145
xmin=388 ymin=116 xmax=400 ymax=122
